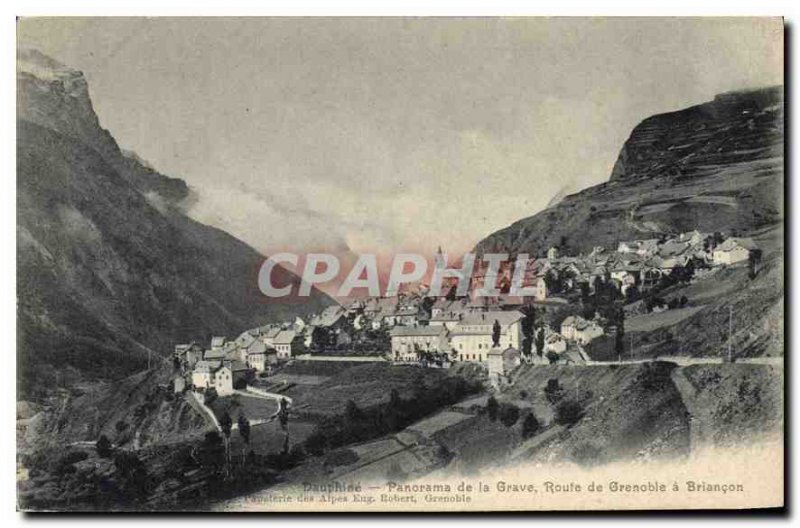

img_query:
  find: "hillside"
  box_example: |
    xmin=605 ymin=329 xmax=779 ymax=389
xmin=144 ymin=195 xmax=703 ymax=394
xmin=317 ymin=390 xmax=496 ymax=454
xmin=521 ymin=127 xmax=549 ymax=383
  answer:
xmin=476 ymin=87 xmax=783 ymax=257
xmin=476 ymin=87 xmax=784 ymax=359
xmin=17 ymin=49 xmax=333 ymax=400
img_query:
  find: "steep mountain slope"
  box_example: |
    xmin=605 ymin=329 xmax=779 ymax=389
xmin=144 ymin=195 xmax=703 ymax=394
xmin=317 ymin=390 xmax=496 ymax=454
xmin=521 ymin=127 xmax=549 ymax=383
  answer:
xmin=17 ymin=50 xmax=333 ymax=399
xmin=475 ymin=87 xmax=784 ymax=359
xmin=476 ymin=87 xmax=783 ymax=257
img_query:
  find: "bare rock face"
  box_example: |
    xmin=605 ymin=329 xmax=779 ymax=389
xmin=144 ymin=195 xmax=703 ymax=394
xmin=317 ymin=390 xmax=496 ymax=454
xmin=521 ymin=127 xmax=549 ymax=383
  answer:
xmin=17 ymin=50 xmax=333 ymax=399
xmin=476 ymin=86 xmax=783 ymax=258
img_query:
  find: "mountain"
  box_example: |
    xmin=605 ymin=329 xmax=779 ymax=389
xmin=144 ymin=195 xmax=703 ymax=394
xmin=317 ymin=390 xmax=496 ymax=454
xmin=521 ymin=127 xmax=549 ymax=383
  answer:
xmin=476 ymin=87 xmax=783 ymax=257
xmin=17 ymin=49 xmax=333 ymax=400
xmin=475 ymin=87 xmax=784 ymax=359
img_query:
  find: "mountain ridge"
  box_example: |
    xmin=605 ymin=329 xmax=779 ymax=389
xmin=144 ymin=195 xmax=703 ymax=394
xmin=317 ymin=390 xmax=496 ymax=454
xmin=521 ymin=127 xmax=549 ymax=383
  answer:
xmin=476 ymin=86 xmax=783 ymax=258
xmin=17 ymin=50 xmax=334 ymax=400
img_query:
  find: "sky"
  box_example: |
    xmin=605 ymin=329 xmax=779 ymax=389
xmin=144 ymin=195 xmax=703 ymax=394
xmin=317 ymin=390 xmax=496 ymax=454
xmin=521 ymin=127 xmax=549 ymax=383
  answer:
xmin=17 ymin=17 xmax=783 ymax=262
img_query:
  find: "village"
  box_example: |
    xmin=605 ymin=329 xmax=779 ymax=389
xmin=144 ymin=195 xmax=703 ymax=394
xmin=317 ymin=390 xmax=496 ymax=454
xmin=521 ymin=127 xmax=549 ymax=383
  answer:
xmin=173 ymin=230 xmax=761 ymax=392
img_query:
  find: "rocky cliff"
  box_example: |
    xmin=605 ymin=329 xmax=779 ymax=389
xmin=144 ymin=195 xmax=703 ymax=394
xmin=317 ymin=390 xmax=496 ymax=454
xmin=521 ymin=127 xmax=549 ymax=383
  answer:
xmin=476 ymin=86 xmax=783 ymax=257
xmin=17 ymin=50 xmax=333 ymax=399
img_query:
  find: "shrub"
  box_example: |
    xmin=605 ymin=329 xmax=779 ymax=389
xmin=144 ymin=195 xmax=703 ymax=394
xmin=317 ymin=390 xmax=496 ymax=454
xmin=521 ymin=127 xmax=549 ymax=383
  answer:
xmin=96 ymin=434 xmax=112 ymax=458
xmin=54 ymin=450 xmax=88 ymax=475
xmin=204 ymin=387 xmax=218 ymax=405
xmin=521 ymin=413 xmax=541 ymax=439
xmin=544 ymin=378 xmax=563 ymax=404
xmin=554 ymin=399 xmax=584 ymax=426
xmin=498 ymin=403 xmax=520 ymax=428
xmin=486 ymin=396 xmax=499 ymax=421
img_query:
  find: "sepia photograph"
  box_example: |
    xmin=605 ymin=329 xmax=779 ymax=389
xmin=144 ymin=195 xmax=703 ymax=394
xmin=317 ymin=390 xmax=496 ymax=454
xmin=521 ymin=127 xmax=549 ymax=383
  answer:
xmin=14 ymin=16 xmax=784 ymax=512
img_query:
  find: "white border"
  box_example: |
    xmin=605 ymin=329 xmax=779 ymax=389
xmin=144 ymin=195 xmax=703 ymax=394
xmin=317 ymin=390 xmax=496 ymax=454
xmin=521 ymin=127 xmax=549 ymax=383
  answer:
xmin=3 ymin=2 xmax=795 ymax=527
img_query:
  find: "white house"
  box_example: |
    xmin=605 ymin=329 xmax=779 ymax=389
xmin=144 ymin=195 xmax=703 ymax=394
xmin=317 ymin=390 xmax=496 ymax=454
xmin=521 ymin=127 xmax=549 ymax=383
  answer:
xmin=273 ymin=329 xmax=299 ymax=359
xmin=547 ymin=246 xmax=559 ymax=261
xmin=487 ymin=346 xmax=521 ymax=378
xmin=245 ymin=340 xmax=275 ymax=373
xmin=389 ymin=325 xmax=449 ymax=362
xmin=449 ymin=311 xmax=524 ymax=363
xmin=712 ymin=237 xmax=758 ymax=266
xmin=560 ymin=316 xmax=604 ymax=345
xmin=191 ymin=360 xmax=222 ymax=389
xmin=214 ymin=360 xmax=249 ymax=397
xmin=617 ymin=239 xmax=660 ymax=257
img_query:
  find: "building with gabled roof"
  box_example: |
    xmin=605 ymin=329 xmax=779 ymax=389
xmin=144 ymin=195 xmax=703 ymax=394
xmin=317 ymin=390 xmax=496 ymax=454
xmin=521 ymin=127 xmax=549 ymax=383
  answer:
xmin=487 ymin=345 xmax=521 ymax=378
xmin=389 ymin=325 xmax=449 ymax=362
xmin=450 ymin=310 xmax=524 ymax=363
xmin=273 ymin=329 xmax=301 ymax=359
xmin=712 ymin=237 xmax=759 ymax=266
xmin=192 ymin=360 xmax=222 ymax=389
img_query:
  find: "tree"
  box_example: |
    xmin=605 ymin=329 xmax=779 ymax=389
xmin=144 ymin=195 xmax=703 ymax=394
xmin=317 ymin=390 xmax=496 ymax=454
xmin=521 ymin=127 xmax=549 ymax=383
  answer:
xmin=198 ymin=431 xmax=225 ymax=468
xmin=219 ymin=411 xmax=233 ymax=474
xmin=486 ymin=396 xmax=499 ymax=421
xmin=535 ymin=328 xmax=545 ymax=358
xmin=498 ymin=403 xmax=520 ymax=427
xmin=748 ymin=249 xmax=763 ymax=279
xmin=614 ymin=306 xmax=625 ymax=359
xmin=520 ymin=305 xmax=536 ymax=359
xmin=96 ymin=434 xmax=112 ymax=458
xmin=544 ymin=378 xmax=563 ymax=404
xmin=237 ymin=414 xmax=251 ymax=446
xmin=492 ymin=320 xmax=501 ymax=348
xmin=220 ymin=411 xmax=233 ymax=440
xmin=345 ymin=400 xmax=361 ymax=422
xmin=555 ymin=399 xmax=584 ymax=426
xmin=521 ymin=413 xmax=541 ymax=439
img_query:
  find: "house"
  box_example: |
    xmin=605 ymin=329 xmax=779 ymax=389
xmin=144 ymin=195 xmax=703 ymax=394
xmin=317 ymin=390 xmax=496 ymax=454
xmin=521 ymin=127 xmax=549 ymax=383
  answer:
xmin=210 ymin=336 xmax=226 ymax=350
xmin=547 ymin=246 xmax=559 ymax=261
xmin=534 ymin=276 xmax=549 ymax=301
xmin=174 ymin=342 xmax=204 ymax=370
xmin=260 ymin=326 xmax=283 ymax=347
xmin=310 ymin=305 xmax=346 ymax=329
xmin=273 ymin=329 xmax=300 ymax=359
xmin=712 ymin=237 xmax=758 ymax=266
xmin=487 ymin=346 xmax=521 ymax=378
xmin=449 ymin=310 xmax=524 ymax=363
xmin=234 ymin=330 xmax=258 ymax=349
xmin=544 ymin=332 xmax=567 ymax=354
xmin=292 ymin=316 xmax=306 ymax=333
xmin=677 ymin=230 xmax=707 ymax=246
xmin=560 ymin=316 xmax=604 ymax=344
xmin=203 ymin=347 xmax=228 ymax=361
xmin=191 ymin=360 xmax=222 ymax=389
xmin=617 ymin=239 xmax=660 ymax=257
xmin=389 ymin=325 xmax=449 ymax=362
xmin=223 ymin=341 xmax=247 ymax=363
xmin=214 ymin=360 xmax=250 ymax=397
xmin=173 ymin=376 xmax=186 ymax=394
xmin=245 ymin=340 xmax=275 ymax=372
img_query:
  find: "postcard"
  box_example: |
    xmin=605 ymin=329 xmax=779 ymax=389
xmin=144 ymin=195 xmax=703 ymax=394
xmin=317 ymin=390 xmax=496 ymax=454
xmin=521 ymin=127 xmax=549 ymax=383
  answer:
xmin=16 ymin=17 xmax=784 ymax=512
